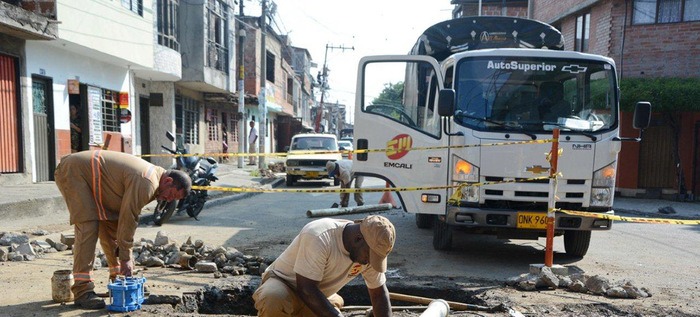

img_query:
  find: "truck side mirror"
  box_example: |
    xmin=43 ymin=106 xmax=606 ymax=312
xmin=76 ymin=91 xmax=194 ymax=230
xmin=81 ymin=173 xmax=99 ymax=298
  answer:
xmin=438 ymin=89 xmax=455 ymax=117
xmin=633 ymin=101 xmax=651 ymax=130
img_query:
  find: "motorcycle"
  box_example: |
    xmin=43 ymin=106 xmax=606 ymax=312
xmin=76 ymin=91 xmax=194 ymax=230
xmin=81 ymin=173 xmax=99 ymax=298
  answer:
xmin=153 ymin=132 xmax=219 ymax=226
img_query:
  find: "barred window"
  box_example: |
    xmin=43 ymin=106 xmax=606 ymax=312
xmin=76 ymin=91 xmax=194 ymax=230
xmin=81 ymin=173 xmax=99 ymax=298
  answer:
xmin=208 ymin=110 xmax=219 ymax=141
xmin=206 ymin=0 xmax=229 ymax=72
xmin=102 ymin=90 xmax=121 ymax=132
xmin=229 ymin=117 xmax=239 ymax=143
xmin=176 ymin=95 xmax=199 ymax=145
xmin=157 ymin=0 xmax=179 ymax=51
xmin=122 ymin=0 xmax=143 ymax=16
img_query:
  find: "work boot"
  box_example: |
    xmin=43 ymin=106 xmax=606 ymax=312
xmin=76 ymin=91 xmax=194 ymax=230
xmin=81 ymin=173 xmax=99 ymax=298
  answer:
xmin=331 ymin=203 xmax=339 ymax=208
xmin=74 ymin=292 xmax=106 ymax=309
xmin=357 ymin=202 xmax=364 ymax=206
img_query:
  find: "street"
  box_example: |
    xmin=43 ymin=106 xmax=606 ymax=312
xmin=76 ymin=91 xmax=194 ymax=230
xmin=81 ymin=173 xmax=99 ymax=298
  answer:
xmin=1 ymin=177 xmax=699 ymax=316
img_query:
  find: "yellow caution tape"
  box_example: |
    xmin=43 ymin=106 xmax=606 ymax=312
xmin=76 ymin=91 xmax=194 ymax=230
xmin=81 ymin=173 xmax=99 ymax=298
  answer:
xmin=138 ymin=139 xmax=555 ymax=158
xmin=558 ymin=209 xmax=700 ymax=225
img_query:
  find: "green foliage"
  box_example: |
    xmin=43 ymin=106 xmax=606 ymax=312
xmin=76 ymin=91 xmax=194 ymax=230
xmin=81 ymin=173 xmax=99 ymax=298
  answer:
xmin=619 ymin=78 xmax=700 ymax=112
xmin=372 ymin=82 xmax=404 ymax=105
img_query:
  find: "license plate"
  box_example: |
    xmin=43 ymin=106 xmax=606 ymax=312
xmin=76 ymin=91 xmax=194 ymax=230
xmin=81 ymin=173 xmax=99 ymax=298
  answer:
xmin=305 ymin=171 xmax=319 ymax=178
xmin=516 ymin=212 xmax=548 ymax=229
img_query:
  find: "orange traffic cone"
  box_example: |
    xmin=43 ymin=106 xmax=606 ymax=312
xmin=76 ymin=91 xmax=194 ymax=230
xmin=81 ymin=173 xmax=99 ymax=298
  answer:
xmin=379 ymin=182 xmax=398 ymax=208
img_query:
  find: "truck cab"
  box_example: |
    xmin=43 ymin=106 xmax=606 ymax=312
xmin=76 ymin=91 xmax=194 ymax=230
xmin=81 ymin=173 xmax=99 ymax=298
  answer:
xmin=352 ymin=16 xmax=650 ymax=257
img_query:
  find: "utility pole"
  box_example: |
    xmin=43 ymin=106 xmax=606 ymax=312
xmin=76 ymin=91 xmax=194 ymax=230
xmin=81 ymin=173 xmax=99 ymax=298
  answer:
xmin=236 ymin=0 xmax=246 ymax=168
xmin=314 ymin=44 xmax=354 ymax=133
xmin=258 ymin=0 xmax=267 ymax=169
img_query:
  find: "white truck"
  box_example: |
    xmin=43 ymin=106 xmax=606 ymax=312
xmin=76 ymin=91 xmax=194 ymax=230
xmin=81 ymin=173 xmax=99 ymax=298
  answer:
xmin=352 ymin=16 xmax=650 ymax=257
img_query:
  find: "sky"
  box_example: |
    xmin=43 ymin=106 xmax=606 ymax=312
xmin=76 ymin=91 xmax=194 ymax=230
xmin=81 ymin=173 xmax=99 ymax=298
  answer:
xmin=244 ymin=1 xmax=454 ymax=123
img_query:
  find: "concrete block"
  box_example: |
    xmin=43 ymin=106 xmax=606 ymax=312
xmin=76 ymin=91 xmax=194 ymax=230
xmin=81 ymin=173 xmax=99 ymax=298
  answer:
xmin=529 ymin=263 xmax=569 ymax=276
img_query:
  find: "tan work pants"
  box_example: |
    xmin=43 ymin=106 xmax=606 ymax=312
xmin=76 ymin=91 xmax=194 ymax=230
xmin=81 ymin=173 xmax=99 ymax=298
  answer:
xmin=249 ymin=143 xmax=257 ymax=164
xmin=340 ymin=176 xmax=364 ymax=207
xmin=71 ymin=220 xmax=120 ymax=299
xmin=253 ymin=271 xmax=343 ymax=316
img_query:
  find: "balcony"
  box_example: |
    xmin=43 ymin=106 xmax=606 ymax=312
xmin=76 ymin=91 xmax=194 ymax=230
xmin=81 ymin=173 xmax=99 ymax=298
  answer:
xmin=0 ymin=0 xmax=57 ymax=40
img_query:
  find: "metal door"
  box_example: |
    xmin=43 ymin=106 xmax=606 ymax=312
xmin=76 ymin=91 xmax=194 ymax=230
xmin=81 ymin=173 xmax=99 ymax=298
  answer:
xmin=0 ymin=54 xmax=21 ymax=174
xmin=139 ymin=96 xmax=151 ymax=162
xmin=32 ymin=76 xmax=56 ymax=182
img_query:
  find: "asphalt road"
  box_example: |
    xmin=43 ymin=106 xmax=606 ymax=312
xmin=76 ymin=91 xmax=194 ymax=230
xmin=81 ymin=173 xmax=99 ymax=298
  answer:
xmin=130 ymin=176 xmax=700 ymax=315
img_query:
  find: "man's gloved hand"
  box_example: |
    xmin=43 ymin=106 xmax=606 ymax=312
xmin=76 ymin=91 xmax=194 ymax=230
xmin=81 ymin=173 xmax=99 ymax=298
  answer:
xmin=119 ymin=259 xmax=134 ymax=277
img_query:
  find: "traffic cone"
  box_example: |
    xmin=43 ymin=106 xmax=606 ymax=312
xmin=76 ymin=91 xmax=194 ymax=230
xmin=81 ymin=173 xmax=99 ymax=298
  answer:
xmin=379 ymin=182 xmax=398 ymax=208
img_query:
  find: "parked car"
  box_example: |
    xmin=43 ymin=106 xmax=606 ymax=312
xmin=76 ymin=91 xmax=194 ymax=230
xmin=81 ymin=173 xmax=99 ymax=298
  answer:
xmin=337 ymin=140 xmax=354 ymax=159
xmin=285 ymin=133 xmax=342 ymax=186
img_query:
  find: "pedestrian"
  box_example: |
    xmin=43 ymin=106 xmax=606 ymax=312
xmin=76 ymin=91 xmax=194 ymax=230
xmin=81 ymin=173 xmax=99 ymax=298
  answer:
xmin=326 ymin=160 xmax=364 ymax=207
xmin=221 ymin=130 xmax=229 ymax=163
xmin=248 ymin=120 xmax=258 ymax=165
xmin=69 ymin=104 xmax=82 ymax=153
xmin=253 ymin=215 xmax=396 ymax=317
xmin=54 ymin=150 xmax=191 ymax=309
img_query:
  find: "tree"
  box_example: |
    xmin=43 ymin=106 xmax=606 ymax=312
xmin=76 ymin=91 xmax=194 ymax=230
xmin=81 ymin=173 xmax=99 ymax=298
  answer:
xmin=372 ymin=82 xmax=404 ymax=105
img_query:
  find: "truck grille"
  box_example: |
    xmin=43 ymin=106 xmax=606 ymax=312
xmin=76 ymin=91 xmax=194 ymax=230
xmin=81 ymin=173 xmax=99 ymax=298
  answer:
xmin=298 ymin=160 xmax=329 ymax=167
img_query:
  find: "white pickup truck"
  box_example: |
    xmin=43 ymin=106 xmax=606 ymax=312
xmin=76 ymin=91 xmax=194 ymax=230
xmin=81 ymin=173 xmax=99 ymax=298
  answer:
xmin=284 ymin=133 xmax=342 ymax=186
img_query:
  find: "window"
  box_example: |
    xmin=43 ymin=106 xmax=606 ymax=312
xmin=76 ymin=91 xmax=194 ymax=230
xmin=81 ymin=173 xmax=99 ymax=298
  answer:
xmin=122 ymin=0 xmax=143 ymax=16
xmin=229 ymin=116 xmax=239 ymax=143
xmin=206 ymin=0 xmax=228 ymax=71
xmin=208 ymin=110 xmax=219 ymax=141
xmin=176 ymin=95 xmax=200 ymax=144
xmin=633 ymin=0 xmax=700 ymax=24
xmin=101 ymin=90 xmax=121 ymax=132
xmin=157 ymin=0 xmax=179 ymax=51
xmin=266 ymin=51 xmax=275 ymax=83
xmin=575 ymin=13 xmax=590 ymax=52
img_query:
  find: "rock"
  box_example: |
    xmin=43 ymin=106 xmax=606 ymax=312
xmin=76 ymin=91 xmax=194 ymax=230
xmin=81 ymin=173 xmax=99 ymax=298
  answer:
xmin=10 ymin=252 xmax=24 ymax=261
xmin=45 ymin=238 xmax=58 ymax=248
xmin=585 ymin=275 xmax=610 ymax=295
xmin=54 ymin=242 xmax=68 ymax=252
xmin=558 ymin=276 xmax=573 ymax=288
xmin=194 ymin=239 xmax=204 ymax=249
xmin=15 ymin=242 xmax=37 ymax=257
xmin=569 ymin=280 xmax=587 ymax=293
xmin=60 ymin=233 xmax=75 ymax=248
xmin=657 ymin=206 xmax=676 ymax=214
xmin=23 ymin=254 xmax=36 ymax=261
xmin=538 ymin=266 xmax=559 ymax=289
xmin=516 ymin=274 xmax=539 ymax=291
xmin=0 ymin=248 xmax=7 ymax=262
xmin=258 ymin=262 xmax=268 ymax=275
xmin=0 ymin=233 xmax=29 ymax=246
xmin=195 ymin=261 xmax=218 ymax=273
xmin=141 ymin=256 xmax=165 ymax=267
xmin=154 ymin=231 xmax=170 ymax=246
xmin=32 ymin=240 xmax=52 ymax=252
xmin=29 ymin=229 xmax=50 ymax=236
xmin=606 ymin=286 xmax=628 ymax=298
xmin=93 ymin=257 xmax=102 ymax=270
xmin=214 ymin=271 xmax=222 ymax=278
xmin=506 ymin=274 xmax=528 ymax=286
xmin=225 ymin=248 xmax=244 ymax=261
xmin=145 ymin=294 xmax=181 ymax=306
xmin=622 ymin=282 xmax=649 ymax=298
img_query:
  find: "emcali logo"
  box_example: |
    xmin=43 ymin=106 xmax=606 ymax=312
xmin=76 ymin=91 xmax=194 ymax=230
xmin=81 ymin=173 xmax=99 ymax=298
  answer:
xmin=386 ymin=134 xmax=412 ymax=160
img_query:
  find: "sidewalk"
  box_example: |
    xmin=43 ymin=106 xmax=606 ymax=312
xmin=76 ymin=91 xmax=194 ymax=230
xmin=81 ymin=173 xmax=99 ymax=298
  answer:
xmin=0 ymin=160 xmax=285 ymax=226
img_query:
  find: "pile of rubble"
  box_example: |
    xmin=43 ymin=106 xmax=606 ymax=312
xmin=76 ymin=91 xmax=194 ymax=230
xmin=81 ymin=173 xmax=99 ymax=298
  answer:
xmin=131 ymin=231 xmax=273 ymax=277
xmin=0 ymin=230 xmax=71 ymax=262
xmin=507 ymin=265 xmax=651 ymax=299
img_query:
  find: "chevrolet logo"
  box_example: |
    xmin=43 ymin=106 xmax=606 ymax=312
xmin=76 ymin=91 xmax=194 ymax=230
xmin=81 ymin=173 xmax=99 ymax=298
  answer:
xmin=526 ymin=165 xmax=550 ymax=174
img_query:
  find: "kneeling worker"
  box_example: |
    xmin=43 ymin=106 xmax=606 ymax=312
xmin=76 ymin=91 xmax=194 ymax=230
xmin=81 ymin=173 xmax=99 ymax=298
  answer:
xmin=253 ymin=215 xmax=396 ymax=316
xmin=326 ymin=160 xmax=364 ymax=207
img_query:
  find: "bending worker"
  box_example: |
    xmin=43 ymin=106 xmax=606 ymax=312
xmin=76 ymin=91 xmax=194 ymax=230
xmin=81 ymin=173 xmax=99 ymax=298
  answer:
xmin=326 ymin=159 xmax=364 ymax=207
xmin=54 ymin=149 xmax=191 ymax=309
xmin=253 ymin=215 xmax=396 ymax=317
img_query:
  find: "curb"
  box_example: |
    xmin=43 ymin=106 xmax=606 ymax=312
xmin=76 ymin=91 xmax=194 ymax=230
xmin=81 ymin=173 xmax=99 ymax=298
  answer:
xmin=139 ymin=177 xmax=285 ymax=225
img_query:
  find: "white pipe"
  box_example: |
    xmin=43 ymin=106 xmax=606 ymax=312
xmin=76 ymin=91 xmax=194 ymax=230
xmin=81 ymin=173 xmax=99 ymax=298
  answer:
xmin=419 ymin=299 xmax=450 ymax=317
xmin=306 ymin=203 xmax=393 ymax=218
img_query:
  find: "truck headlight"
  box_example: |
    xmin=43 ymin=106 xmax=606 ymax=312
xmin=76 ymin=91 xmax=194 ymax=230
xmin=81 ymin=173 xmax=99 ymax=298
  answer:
xmin=453 ymin=156 xmax=479 ymax=203
xmin=286 ymin=160 xmax=299 ymax=167
xmin=591 ymin=162 xmax=616 ymax=207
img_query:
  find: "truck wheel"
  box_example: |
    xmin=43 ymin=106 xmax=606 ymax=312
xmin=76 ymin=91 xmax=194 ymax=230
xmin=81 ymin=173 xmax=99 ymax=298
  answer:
xmin=433 ymin=218 xmax=453 ymax=250
xmin=286 ymin=175 xmax=295 ymax=187
xmin=564 ymin=230 xmax=591 ymax=257
xmin=415 ymin=214 xmax=434 ymax=229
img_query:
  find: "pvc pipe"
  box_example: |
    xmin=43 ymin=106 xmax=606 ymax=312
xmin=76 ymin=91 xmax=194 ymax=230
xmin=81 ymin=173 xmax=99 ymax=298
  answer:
xmin=419 ymin=299 xmax=450 ymax=317
xmin=306 ymin=203 xmax=392 ymax=218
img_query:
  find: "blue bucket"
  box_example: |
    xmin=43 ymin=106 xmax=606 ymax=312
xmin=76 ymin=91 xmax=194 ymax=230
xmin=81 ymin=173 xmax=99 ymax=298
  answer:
xmin=107 ymin=276 xmax=146 ymax=312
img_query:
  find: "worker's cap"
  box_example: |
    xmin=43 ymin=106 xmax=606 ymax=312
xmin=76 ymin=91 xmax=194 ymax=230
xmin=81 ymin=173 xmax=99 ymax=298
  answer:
xmin=357 ymin=215 xmax=396 ymax=273
xmin=325 ymin=161 xmax=337 ymax=176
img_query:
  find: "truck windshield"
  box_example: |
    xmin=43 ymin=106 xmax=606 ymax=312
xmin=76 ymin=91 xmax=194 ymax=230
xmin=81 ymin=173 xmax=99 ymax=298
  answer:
xmin=454 ymin=57 xmax=617 ymax=133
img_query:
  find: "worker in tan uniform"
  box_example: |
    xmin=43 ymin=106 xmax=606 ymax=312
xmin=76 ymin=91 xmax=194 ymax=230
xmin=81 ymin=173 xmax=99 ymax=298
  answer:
xmin=253 ymin=215 xmax=396 ymax=317
xmin=54 ymin=149 xmax=191 ymax=309
xmin=326 ymin=160 xmax=364 ymax=207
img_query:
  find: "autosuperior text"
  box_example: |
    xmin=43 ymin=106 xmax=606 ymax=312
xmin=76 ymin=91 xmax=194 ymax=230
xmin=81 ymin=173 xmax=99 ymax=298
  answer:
xmin=487 ymin=61 xmax=557 ymax=72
